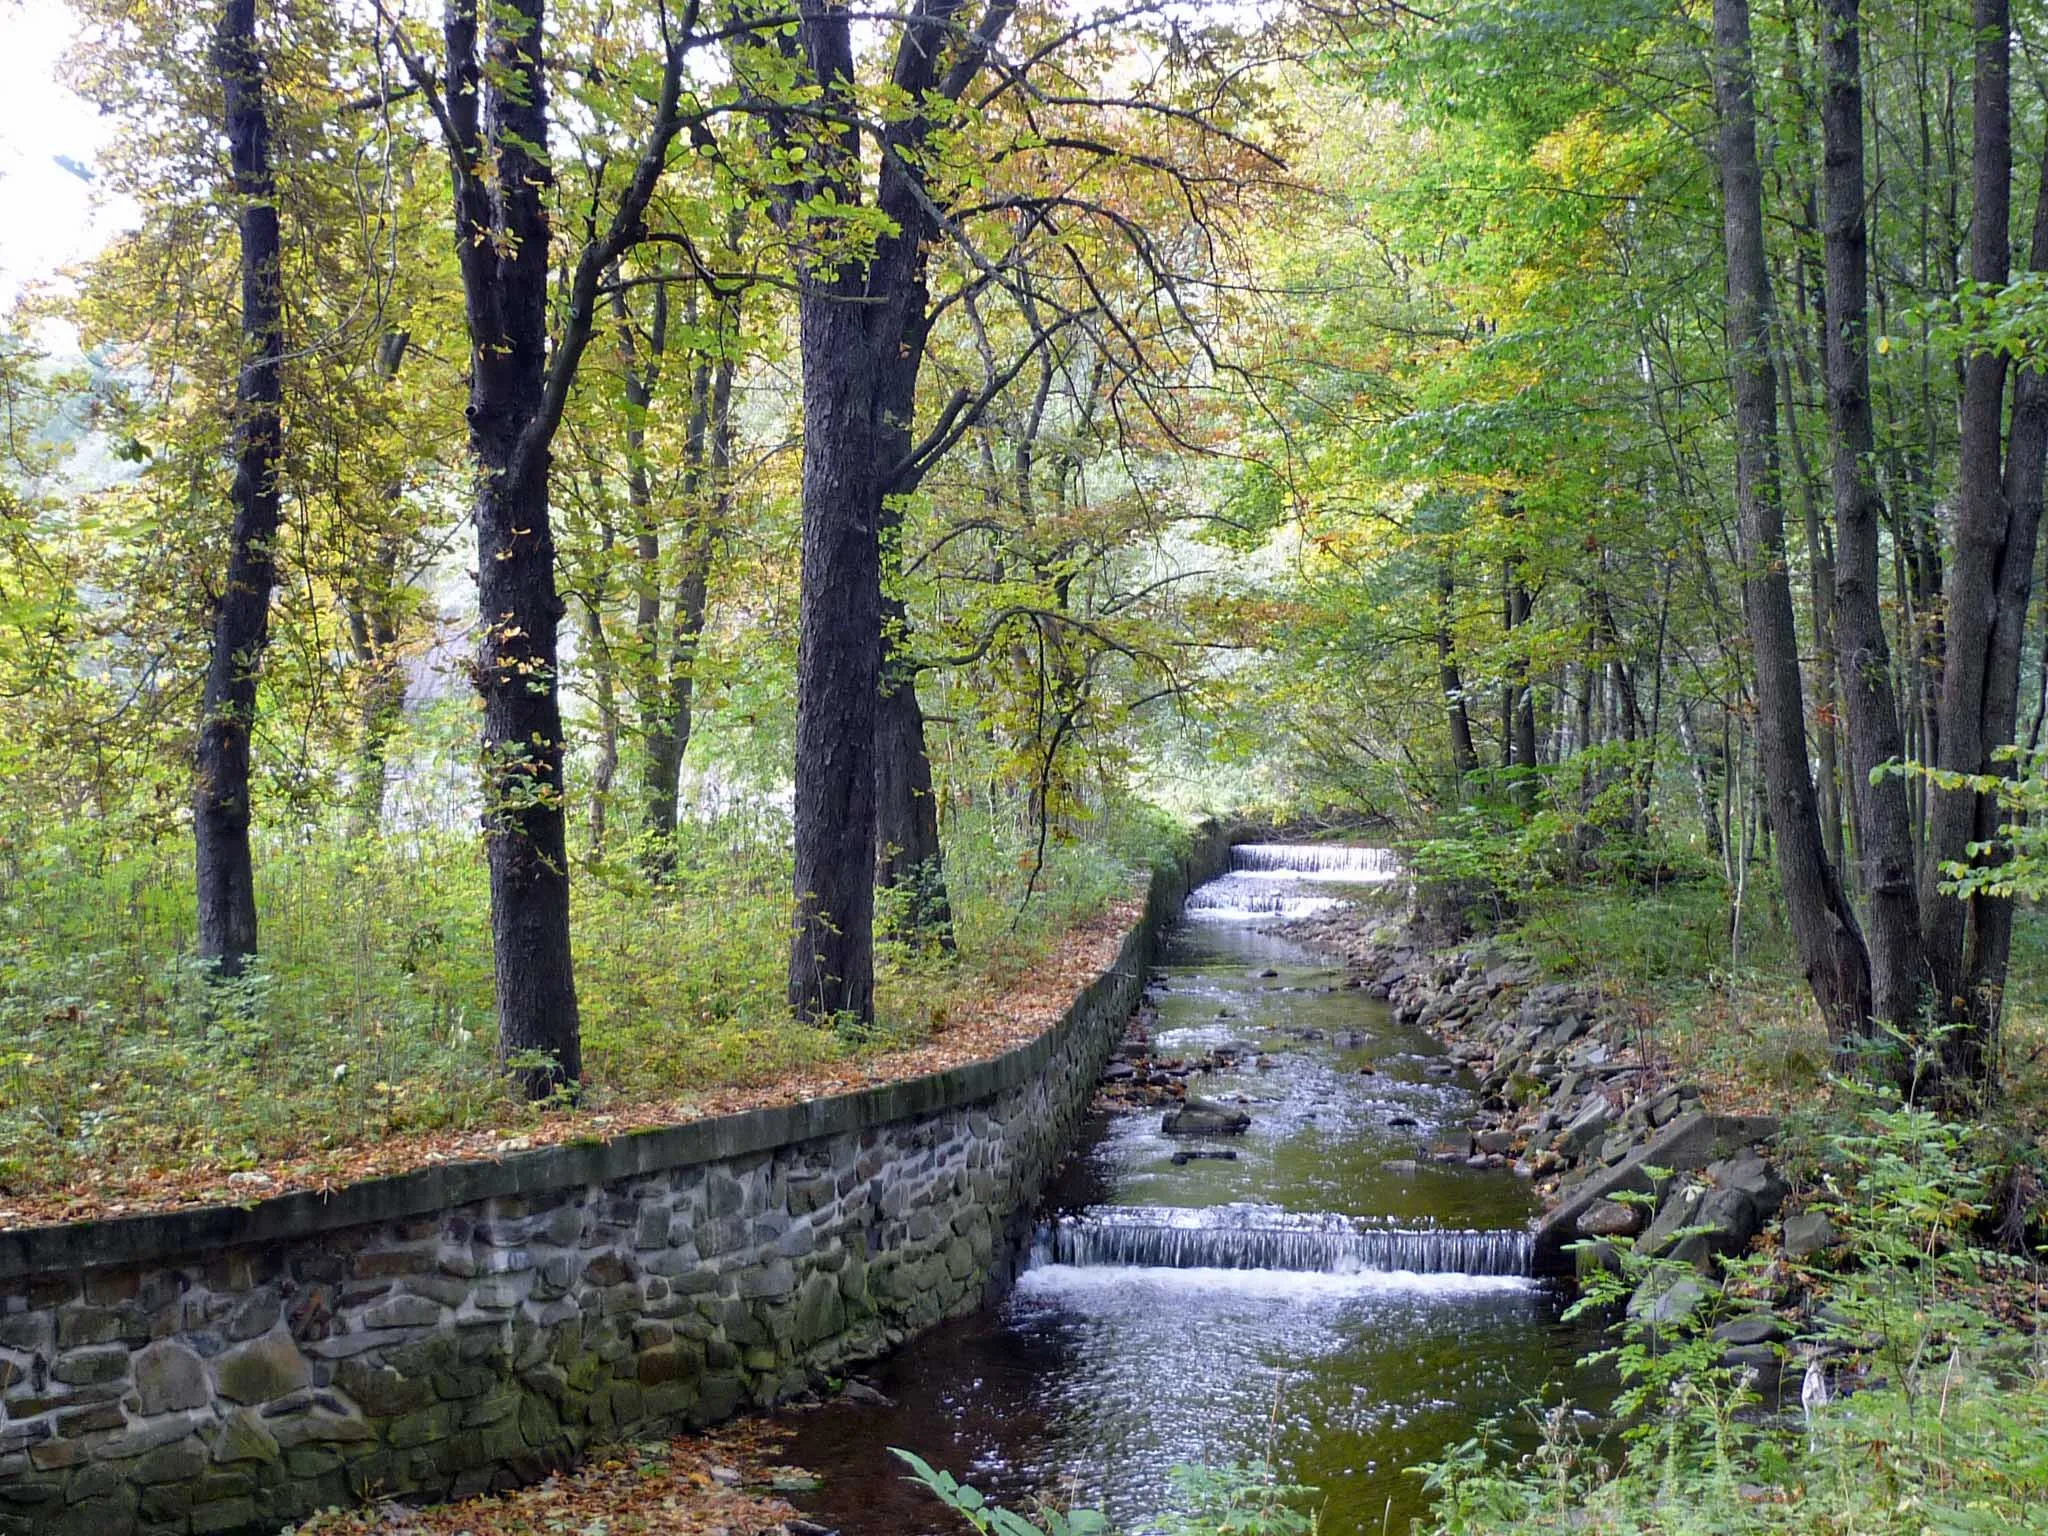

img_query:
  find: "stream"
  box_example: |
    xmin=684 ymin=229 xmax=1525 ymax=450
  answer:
xmin=782 ymin=845 xmax=1600 ymax=1535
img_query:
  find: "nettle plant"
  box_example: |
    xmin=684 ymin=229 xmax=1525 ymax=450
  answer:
xmin=894 ymin=1451 xmax=1321 ymax=1536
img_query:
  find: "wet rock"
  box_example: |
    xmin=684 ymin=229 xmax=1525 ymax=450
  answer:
xmin=1253 ymin=968 xmax=1280 ymax=979
xmin=1387 ymin=1115 xmax=1419 ymax=1130
xmin=1170 ymin=1148 xmax=1239 ymax=1165
xmin=1162 ymin=1098 xmax=1251 ymax=1136
xmin=1476 ymin=1129 xmax=1517 ymax=1155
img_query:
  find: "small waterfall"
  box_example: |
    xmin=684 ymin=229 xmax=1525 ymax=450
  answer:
xmin=1183 ymin=882 xmax=1345 ymax=920
xmin=1230 ymin=843 xmax=1401 ymax=880
xmin=1041 ymin=1204 xmax=1533 ymax=1278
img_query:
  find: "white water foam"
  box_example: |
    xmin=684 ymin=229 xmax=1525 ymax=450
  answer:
xmin=1231 ymin=844 xmax=1401 ymax=881
xmin=1016 ymin=1263 xmax=1533 ymax=1302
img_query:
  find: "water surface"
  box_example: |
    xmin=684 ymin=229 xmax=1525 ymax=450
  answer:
xmin=783 ymin=852 xmax=1598 ymax=1534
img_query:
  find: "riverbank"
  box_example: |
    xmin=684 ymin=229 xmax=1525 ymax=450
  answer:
xmin=1275 ymin=888 xmax=2048 ymax=1534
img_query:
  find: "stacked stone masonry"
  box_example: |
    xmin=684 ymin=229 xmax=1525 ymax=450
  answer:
xmin=0 ymin=827 xmax=1230 ymax=1536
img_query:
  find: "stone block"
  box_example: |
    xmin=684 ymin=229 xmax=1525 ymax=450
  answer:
xmin=334 ymin=1359 xmax=431 ymax=1418
xmin=365 ymin=1294 xmax=446 ymax=1330
xmin=223 ymin=1290 xmax=281 ymax=1343
xmin=214 ymin=1333 xmax=310 ymax=1405
xmin=132 ymin=1435 xmax=209 ymax=1485
xmin=51 ymin=1347 xmax=128 ymax=1388
xmin=736 ymin=1262 xmax=795 ymax=1301
xmin=387 ymin=1403 xmax=452 ymax=1448
xmin=211 ymin=1409 xmax=280 ymax=1466
xmin=134 ymin=1341 xmax=210 ymax=1416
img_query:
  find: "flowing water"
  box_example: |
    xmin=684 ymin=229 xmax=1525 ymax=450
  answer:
xmin=782 ymin=846 xmax=1598 ymax=1535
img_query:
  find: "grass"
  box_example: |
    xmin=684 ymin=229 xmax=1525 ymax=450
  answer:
xmin=0 ymin=798 xmax=1187 ymax=1219
xmin=1505 ymin=870 xmax=2048 ymax=1132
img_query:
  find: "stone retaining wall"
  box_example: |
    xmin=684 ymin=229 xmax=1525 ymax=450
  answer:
xmin=0 ymin=825 xmax=1230 ymax=1536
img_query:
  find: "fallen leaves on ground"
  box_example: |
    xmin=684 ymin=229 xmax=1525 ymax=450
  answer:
xmin=1 ymin=896 xmax=1143 ymax=1231
xmin=292 ymin=1427 xmax=802 ymax=1536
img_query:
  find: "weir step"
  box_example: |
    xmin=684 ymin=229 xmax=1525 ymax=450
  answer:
xmin=1037 ymin=1203 xmax=1533 ymax=1278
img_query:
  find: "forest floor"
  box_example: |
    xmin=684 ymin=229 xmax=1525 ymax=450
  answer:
xmin=0 ymin=818 xmax=1178 ymax=1229
xmin=294 ymin=1421 xmax=809 ymax=1536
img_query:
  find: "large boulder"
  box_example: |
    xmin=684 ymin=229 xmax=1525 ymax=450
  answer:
xmin=1162 ymin=1098 xmax=1251 ymax=1136
xmin=1530 ymin=1113 xmax=1779 ymax=1274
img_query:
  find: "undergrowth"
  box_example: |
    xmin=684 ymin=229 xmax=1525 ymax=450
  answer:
xmin=0 ymin=797 xmax=1186 ymax=1206
xmin=1413 ymin=1085 xmax=2048 ymax=1534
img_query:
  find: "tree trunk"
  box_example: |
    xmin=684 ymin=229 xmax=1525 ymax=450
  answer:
xmin=343 ymin=540 xmax=405 ymax=843
xmin=788 ymin=265 xmax=883 ymax=1021
xmin=1712 ymin=0 xmax=1873 ymax=1052
xmin=448 ymin=0 xmax=580 ymax=1094
xmin=581 ymin=516 xmax=620 ymax=851
xmin=874 ymin=281 xmax=953 ymax=949
xmin=784 ymin=0 xmax=1006 ymax=1018
xmin=1923 ymin=0 xmax=2013 ymax=1090
xmin=1820 ymin=0 xmax=1929 ymax=1039
xmin=1438 ymin=560 xmax=1479 ymax=781
xmin=196 ymin=0 xmax=284 ymax=976
xmin=344 ymin=331 xmax=413 ymax=844
xmin=1966 ymin=134 xmax=2048 ymax=1039
xmin=616 ymin=280 xmax=678 ymax=853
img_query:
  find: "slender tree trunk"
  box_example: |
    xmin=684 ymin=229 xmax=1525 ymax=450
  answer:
xmin=344 ymin=331 xmax=414 ymax=844
xmin=581 ymin=516 xmax=620 ymax=851
xmin=196 ymin=0 xmax=284 ymax=975
xmin=1966 ymin=135 xmax=2048 ymax=1032
xmin=1922 ymin=0 xmax=2013 ymax=1089
xmin=447 ymin=0 xmax=580 ymax=1093
xmin=1438 ymin=560 xmax=1479 ymax=781
xmin=1821 ymin=0 xmax=1930 ymax=1039
xmin=344 ymin=539 xmax=405 ymax=842
xmin=1679 ymin=698 xmax=1727 ymax=866
xmin=615 ymin=280 xmax=678 ymax=853
xmin=1712 ymin=0 xmax=1873 ymax=1052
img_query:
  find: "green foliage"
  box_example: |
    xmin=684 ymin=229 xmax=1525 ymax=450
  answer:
xmin=0 ymin=792 xmax=1179 ymax=1204
xmin=892 ymin=1449 xmax=1109 ymax=1536
xmin=1149 ymin=1463 xmax=1321 ymax=1536
xmin=1411 ymin=1094 xmax=2048 ymax=1535
xmin=894 ymin=1450 xmax=1320 ymax=1536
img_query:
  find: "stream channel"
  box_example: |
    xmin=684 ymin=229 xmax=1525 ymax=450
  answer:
xmin=783 ymin=845 xmax=1600 ymax=1534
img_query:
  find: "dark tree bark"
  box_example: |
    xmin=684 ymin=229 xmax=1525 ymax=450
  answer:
xmin=1505 ymin=538 xmax=1536 ymax=810
xmin=1922 ymin=0 xmax=2013 ymax=1058
xmin=1712 ymin=0 xmax=1874 ymax=1052
xmin=1913 ymin=0 xmax=2048 ymax=1095
xmin=1820 ymin=0 xmax=1929 ymax=1036
xmin=444 ymin=0 xmax=581 ymax=1093
xmin=196 ymin=0 xmax=285 ymax=976
xmin=1969 ymin=135 xmax=2048 ymax=1034
xmin=783 ymin=0 xmax=1011 ymax=1020
xmin=390 ymin=0 xmax=694 ymax=1092
xmin=875 ymin=281 xmax=954 ymax=949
